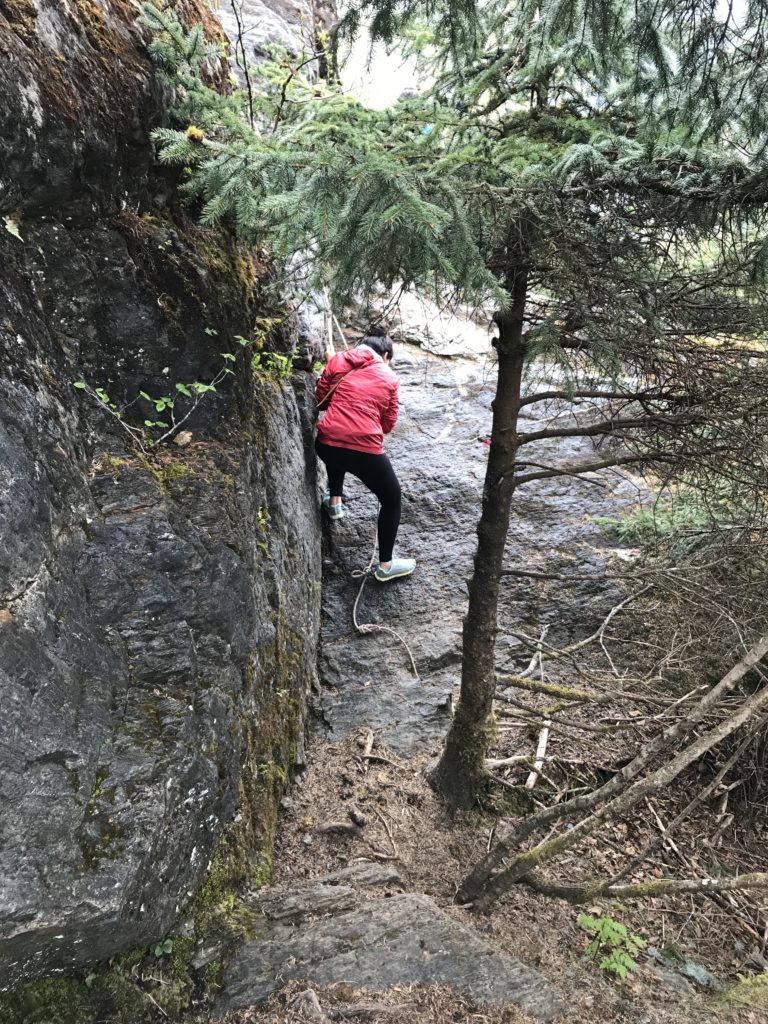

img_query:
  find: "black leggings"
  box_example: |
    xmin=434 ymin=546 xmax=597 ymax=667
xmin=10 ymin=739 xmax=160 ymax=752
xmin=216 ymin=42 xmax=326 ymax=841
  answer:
xmin=316 ymin=441 xmax=402 ymax=563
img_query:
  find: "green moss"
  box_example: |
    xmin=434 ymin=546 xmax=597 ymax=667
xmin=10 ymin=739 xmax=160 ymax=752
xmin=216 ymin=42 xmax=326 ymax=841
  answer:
xmin=98 ymin=454 xmax=129 ymax=474
xmin=186 ymin=840 xmax=260 ymax=944
xmin=0 ymin=970 xmax=155 ymax=1024
xmin=185 ymin=619 xmax=306 ymax=945
xmin=0 ymin=978 xmax=91 ymax=1024
xmin=128 ymin=208 xmax=264 ymax=323
xmin=201 ymin=958 xmax=223 ymax=995
xmin=75 ymin=767 xmax=125 ymax=870
xmin=87 ymin=971 xmax=153 ymax=1020
xmin=0 ymin=933 xmax=211 ymax=1024
xmin=159 ymin=460 xmax=190 ymax=482
xmin=717 ymin=971 xmax=768 ymax=1010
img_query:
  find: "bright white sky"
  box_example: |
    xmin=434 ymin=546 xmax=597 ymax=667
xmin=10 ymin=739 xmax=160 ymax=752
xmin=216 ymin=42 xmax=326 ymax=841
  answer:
xmin=339 ymin=32 xmax=419 ymax=109
xmin=340 ymin=0 xmax=749 ymax=109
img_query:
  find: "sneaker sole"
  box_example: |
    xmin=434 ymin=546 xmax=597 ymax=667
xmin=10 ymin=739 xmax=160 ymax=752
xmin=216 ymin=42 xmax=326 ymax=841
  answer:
xmin=374 ymin=567 xmax=415 ymax=582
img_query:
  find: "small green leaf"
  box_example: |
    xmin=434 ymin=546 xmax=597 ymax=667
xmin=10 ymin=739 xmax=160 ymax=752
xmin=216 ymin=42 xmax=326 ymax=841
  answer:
xmin=144 ymin=420 xmax=156 ymax=427
xmin=139 ymin=391 xmax=152 ymax=401
xmin=73 ymin=381 xmax=87 ymax=390
xmin=204 ymin=327 xmax=218 ymax=336
xmin=175 ymin=383 xmax=192 ymax=397
xmin=221 ymin=352 xmax=236 ymax=362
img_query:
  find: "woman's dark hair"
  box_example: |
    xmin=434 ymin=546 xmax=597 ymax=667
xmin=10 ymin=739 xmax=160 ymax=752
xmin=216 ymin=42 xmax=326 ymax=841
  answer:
xmin=361 ymin=334 xmax=394 ymax=361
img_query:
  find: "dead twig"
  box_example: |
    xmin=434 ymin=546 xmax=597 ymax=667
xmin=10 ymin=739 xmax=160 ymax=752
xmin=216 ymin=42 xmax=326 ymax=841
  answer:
xmin=525 ymin=719 xmax=552 ymax=789
xmin=370 ymin=803 xmax=399 ymax=859
xmin=360 ymin=752 xmax=408 ymax=771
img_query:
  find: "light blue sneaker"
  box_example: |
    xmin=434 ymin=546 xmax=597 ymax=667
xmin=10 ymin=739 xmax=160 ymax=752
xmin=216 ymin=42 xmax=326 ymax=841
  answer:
xmin=322 ymin=491 xmax=344 ymax=521
xmin=374 ymin=558 xmax=416 ymax=582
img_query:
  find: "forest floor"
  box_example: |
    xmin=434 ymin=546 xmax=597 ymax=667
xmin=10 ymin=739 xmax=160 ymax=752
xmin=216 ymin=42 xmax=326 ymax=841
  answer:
xmin=204 ymin=724 xmax=766 ymax=1024
xmin=201 ymin=337 xmax=767 ymax=1024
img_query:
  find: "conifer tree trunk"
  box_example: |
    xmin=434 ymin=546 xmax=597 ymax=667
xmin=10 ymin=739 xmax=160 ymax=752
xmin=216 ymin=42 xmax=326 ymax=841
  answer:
xmin=429 ymin=267 xmax=528 ymax=808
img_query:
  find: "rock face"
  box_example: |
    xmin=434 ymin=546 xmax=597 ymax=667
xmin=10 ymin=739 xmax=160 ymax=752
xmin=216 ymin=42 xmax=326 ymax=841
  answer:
xmin=219 ymin=868 xmax=566 ymax=1021
xmin=317 ymin=344 xmax=647 ymax=755
xmin=217 ymin=0 xmax=334 ymax=80
xmin=0 ymin=0 xmax=321 ymax=986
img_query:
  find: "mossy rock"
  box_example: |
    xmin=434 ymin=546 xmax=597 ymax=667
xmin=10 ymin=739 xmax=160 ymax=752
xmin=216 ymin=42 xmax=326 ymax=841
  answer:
xmin=0 ymin=972 xmax=154 ymax=1024
xmin=718 ymin=971 xmax=768 ymax=1010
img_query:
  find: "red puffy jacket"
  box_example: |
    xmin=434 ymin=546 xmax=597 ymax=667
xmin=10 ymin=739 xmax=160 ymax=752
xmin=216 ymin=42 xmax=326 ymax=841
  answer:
xmin=316 ymin=345 xmax=399 ymax=455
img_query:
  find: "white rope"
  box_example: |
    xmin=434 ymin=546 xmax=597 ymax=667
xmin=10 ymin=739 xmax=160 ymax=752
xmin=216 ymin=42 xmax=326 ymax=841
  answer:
xmin=350 ymin=513 xmax=420 ymax=680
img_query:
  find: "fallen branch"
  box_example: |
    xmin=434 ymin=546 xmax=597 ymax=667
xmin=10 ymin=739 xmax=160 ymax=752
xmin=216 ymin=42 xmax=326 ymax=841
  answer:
xmin=496 ymin=696 xmax=628 ymax=734
xmin=470 ymin=655 xmax=768 ymax=910
xmin=460 ymin=635 xmax=768 ymax=902
xmin=495 ymin=671 xmax=673 ymax=707
xmin=370 ymin=803 xmax=399 ymax=859
xmin=359 ymin=752 xmax=408 ymax=771
xmin=485 ymin=754 xmax=609 ymax=771
xmin=314 ymin=822 xmax=363 ymax=838
xmin=520 ymin=871 xmax=768 ymax=902
xmin=330 ymin=1004 xmax=414 ymax=1019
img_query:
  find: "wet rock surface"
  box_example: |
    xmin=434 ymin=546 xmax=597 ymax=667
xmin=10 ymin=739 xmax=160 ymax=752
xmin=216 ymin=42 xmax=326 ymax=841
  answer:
xmin=316 ymin=343 xmax=646 ymax=755
xmin=220 ymin=874 xmax=567 ymax=1021
xmin=0 ymin=0 xmax=322 ymax=985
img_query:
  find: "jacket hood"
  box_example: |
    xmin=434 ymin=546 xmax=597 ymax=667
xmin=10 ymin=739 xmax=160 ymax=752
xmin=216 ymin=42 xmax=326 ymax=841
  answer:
xmin=341 ymin=345 xmax=380 ymax=369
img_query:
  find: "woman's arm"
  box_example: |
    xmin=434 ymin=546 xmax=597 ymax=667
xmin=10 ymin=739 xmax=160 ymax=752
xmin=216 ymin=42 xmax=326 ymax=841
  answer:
xmin=381 ymin=380 xmax=399 ymax=434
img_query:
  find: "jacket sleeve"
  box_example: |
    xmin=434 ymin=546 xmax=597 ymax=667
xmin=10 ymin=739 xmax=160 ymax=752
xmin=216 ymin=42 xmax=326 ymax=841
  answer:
xmin=315 ymin=356 xmax=340 ymax=406
xmin=381 ymin=379 xmax=399 ymax=434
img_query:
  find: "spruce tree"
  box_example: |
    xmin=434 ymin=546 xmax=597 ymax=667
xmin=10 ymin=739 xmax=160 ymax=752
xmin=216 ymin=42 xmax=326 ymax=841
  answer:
xmin=140 ymin=1 xmax=768 ymax=808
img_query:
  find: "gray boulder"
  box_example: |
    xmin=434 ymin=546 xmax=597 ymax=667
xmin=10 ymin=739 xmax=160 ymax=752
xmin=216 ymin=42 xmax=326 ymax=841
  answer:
xmin=219 ymin=884 xmax=566 ymax=1021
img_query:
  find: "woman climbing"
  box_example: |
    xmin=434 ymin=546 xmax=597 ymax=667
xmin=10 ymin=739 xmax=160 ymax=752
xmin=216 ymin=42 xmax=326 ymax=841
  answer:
xmin=315 ymin=332 xmax=416 ymax=582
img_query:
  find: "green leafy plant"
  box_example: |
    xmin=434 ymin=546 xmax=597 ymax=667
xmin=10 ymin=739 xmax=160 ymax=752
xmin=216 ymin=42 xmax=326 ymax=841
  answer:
xmin=152 ymin=938 xmax=174 ymax=958
xmin=592 ymin=477 xmax=758 ymax=562
xmin=73 ymin=339 xmax=237 ymax=456
xmin=73 ymin=318 xmax=295 ymax=457
xmin=577 ymin=912 xmax=646 ymax=980
xmin=251 ymin=348 xmax=296 ymax=380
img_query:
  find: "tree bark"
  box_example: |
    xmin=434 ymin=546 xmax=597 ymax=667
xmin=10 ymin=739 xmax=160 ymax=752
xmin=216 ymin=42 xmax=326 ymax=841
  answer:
xmin=429 ymin=268 xmax=528 ymax=809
